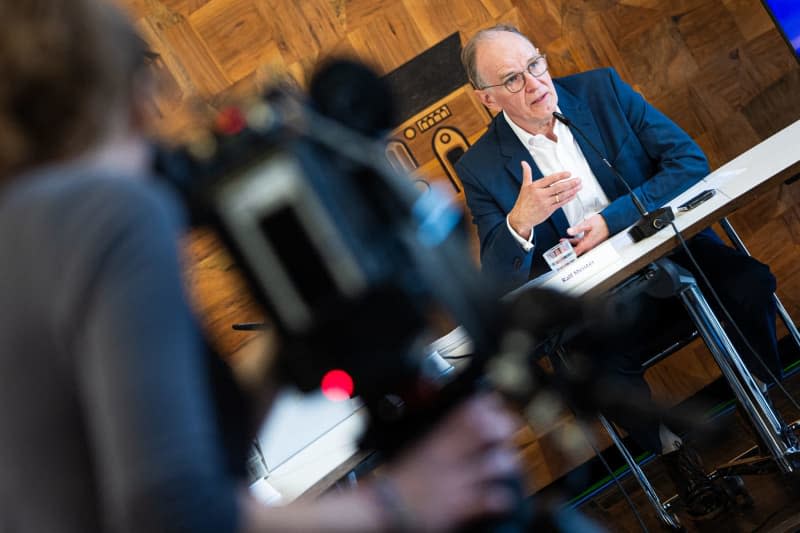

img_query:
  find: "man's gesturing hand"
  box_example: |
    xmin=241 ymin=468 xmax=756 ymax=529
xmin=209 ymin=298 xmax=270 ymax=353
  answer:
xmin=507 ymin=161 xmax=581 ymax=240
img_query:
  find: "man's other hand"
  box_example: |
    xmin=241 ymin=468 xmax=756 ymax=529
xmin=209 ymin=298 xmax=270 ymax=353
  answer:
xmin=567 ymin=213 xmax=609 ymax=255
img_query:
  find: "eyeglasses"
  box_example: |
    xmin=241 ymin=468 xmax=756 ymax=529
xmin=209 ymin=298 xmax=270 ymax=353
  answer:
xmin=479 ymin=55 xmax=548 ymax=93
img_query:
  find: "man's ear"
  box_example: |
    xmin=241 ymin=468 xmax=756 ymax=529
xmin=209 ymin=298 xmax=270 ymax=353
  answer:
xmin=474 ymin=88 xmax=501 ymax=113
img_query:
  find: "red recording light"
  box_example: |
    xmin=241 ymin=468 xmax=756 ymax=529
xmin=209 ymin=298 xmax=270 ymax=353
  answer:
xmin=214 ymin=107 xmax=247 ymax=135
xmin=321 ymin=369 xmax=354 ymax=402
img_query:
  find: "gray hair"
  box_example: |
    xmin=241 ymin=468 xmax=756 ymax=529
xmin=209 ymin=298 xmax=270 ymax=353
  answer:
xmin=461 ymin=24 xmax=532 ymax=89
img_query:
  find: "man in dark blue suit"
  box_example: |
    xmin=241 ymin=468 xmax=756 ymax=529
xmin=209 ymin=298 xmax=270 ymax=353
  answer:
xmin=455 ymin=24 xmax=782 ymax=520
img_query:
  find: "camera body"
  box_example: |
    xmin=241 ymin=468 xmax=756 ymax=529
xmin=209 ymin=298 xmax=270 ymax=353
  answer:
xmin=155 ymin=90 xmax=502 ymax=412
xmin=154 ymin=77 xmax=639 ymax=531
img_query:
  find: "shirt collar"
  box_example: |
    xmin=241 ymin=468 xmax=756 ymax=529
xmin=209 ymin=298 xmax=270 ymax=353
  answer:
xmin=502 ymin=109 xmax=567 ymax=148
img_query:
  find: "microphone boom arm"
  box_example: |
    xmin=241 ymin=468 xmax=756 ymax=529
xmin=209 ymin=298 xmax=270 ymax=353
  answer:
xmin=551 ymin=111 xmax=674 ymax=242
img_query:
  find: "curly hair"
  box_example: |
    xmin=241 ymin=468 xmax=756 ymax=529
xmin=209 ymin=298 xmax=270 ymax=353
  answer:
xmin=0 ymin=0 xmax=146 ymax=177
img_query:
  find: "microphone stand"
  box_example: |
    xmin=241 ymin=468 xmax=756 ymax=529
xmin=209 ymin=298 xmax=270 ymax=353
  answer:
xmin=552 ymin=111 xmax=674 ymax=242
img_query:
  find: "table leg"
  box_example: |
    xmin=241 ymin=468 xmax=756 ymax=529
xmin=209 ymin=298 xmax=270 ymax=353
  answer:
xmin=678 ymin=278 xmax=799 ymax=474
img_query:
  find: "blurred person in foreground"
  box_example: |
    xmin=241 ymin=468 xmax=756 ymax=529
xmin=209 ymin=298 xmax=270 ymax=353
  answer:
xmin=0 ymin=2 xmax=520 ymax=532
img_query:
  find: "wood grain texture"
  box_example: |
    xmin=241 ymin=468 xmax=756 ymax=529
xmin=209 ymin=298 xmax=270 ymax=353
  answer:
xmin=120 ymin=0 xmax=800 ymax=492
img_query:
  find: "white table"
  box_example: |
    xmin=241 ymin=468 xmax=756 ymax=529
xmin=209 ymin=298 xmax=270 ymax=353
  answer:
xmin=522 ymin=119 xmax=800 ymax=297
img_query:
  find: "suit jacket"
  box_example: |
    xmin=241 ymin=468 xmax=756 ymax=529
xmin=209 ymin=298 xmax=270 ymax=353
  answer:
xmin=455 ymin=67 xmax=712 ymax=291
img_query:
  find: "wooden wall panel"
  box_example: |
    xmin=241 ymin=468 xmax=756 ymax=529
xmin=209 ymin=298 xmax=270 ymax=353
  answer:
xmin=119 ymin=0 xmax=800 ymax=490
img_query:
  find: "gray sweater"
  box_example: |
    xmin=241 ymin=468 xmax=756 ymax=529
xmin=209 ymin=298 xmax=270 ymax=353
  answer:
xmin=0 ymin=166 xmax=238 ymax=532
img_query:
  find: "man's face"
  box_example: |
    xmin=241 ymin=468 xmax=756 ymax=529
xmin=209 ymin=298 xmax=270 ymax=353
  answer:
xmin=474 ymin=32 xmax=557 ymax=130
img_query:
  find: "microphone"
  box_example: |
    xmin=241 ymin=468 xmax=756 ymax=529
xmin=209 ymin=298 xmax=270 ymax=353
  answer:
xmin=551 ymin=111 xmax=674 ymax=242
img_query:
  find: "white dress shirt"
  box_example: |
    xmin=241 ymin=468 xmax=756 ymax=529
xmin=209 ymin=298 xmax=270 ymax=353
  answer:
xmin=503 ymin=110 xmax=610 ymax=252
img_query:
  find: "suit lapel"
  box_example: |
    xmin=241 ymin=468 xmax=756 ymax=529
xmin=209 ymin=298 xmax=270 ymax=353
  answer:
xmin=497 ymin=113 xmax=539 ymax=183
xmin=495 ymin=113 xmax=570 ymax=237
xmin=555 ymin=85 xmax=624 ymax=199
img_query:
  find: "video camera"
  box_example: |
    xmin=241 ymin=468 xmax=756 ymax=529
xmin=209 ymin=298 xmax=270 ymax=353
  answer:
xmin=153 ymin=60 xmax=635 ymax=531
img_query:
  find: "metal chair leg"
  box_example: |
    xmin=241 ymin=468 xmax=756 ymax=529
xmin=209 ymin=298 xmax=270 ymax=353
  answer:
xmin=598 ymin=415 xmax=683 ymax=530
xmin=553 ymin=346 xmax=682 ymax=528
xmin=719 ymin=217 xmax=800 ymax=352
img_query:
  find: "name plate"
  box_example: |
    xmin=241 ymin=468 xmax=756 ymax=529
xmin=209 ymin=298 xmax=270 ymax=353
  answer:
xmin=539 ymin=241 xmax=621 ymax=293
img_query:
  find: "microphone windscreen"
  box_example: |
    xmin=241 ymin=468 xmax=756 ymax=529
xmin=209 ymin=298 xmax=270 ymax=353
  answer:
xmin=309 ymin=58 xmax=396 ymax=139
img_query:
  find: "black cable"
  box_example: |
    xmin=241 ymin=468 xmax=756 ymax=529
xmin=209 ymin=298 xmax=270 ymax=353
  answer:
xmin=232 ymin=322 xmax=269 ymax=331
xmin=441 ymin=353 xmax=473 ymax=360
xmin=667 ymin=221 xmax=800 ymax=413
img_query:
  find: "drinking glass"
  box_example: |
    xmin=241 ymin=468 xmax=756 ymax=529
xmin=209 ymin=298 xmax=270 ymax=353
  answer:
xmin=543 ymin=240 xmax=577 ymax=271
